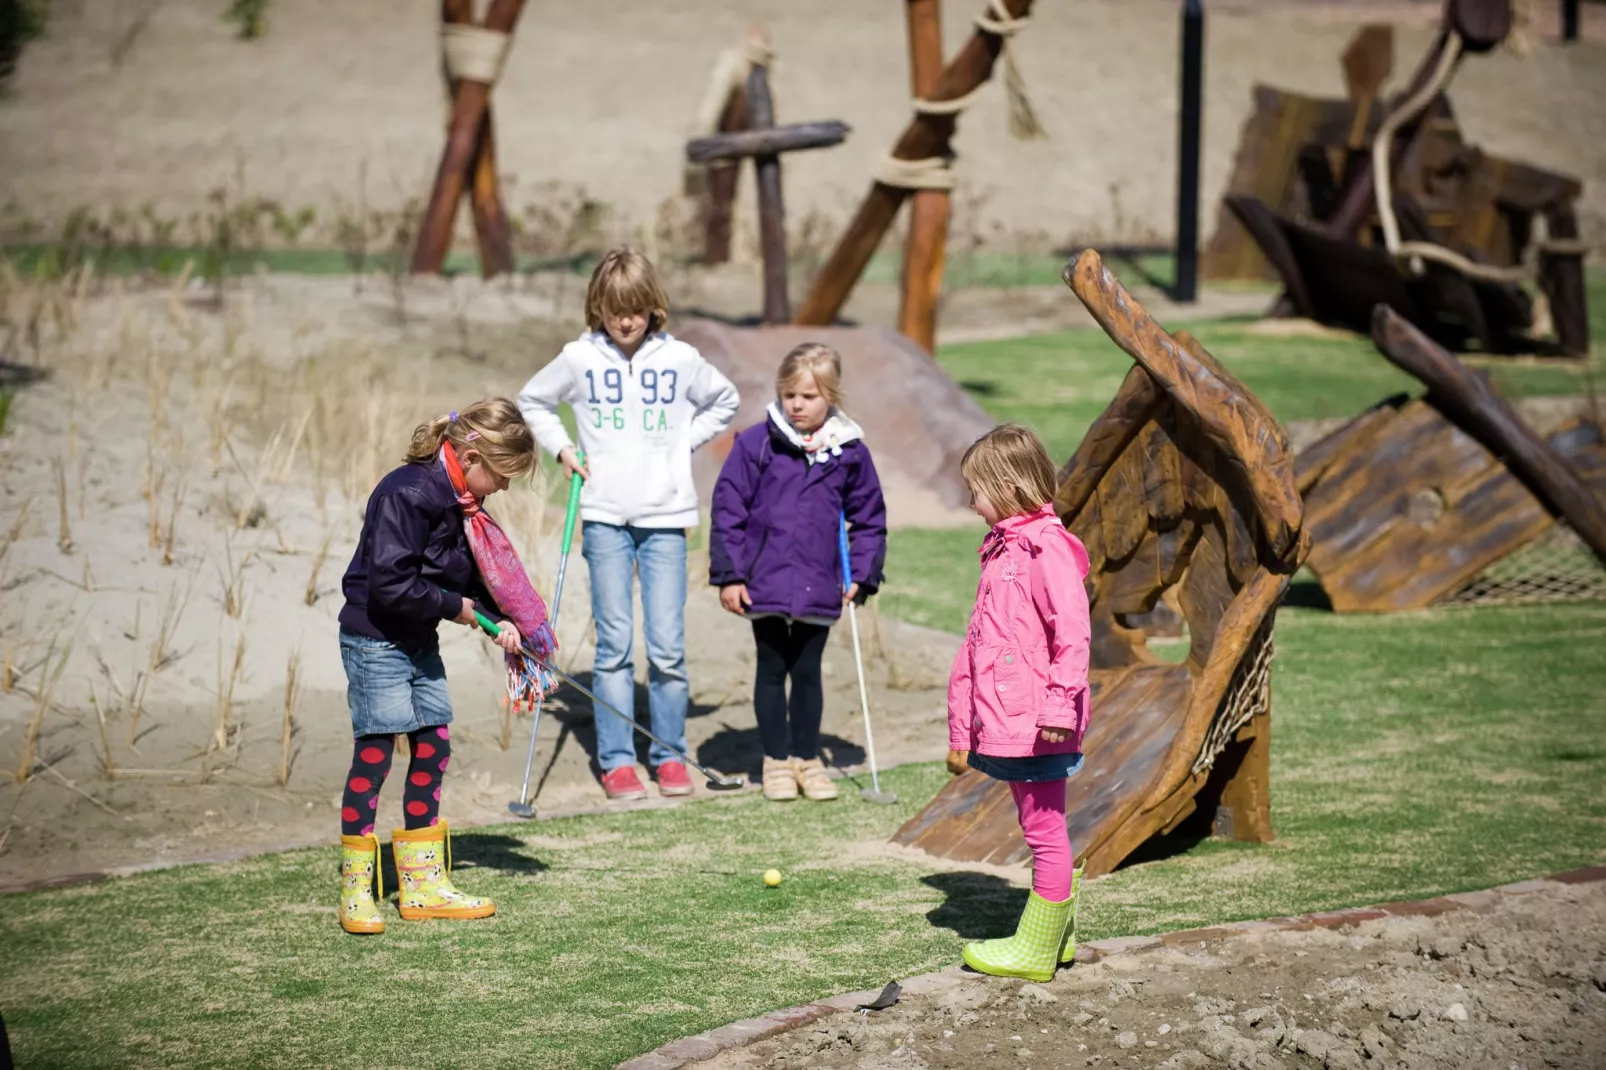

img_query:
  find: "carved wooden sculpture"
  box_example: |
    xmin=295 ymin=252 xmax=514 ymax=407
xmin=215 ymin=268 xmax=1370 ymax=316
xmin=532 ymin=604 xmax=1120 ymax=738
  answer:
xmin=892 ymin=251 xmax=1311 ymax=877
xmin=412 ymin=0 xmax=525 ymax=277
xmin=1299 ymin=307 xmax=1606 ymax=613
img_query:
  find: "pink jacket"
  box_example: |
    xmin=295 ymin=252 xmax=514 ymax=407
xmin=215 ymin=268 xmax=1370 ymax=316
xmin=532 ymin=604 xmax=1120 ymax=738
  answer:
xmin=947 ymin=503 xmax=1092 ymax=758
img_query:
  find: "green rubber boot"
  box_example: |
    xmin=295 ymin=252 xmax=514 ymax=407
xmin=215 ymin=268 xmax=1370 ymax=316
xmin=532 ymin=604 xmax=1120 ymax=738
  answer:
xmin=1059 ymin=865 xmax=1085 ymax=963
xmin=962 ymin=889 xmax=1075 ymax=983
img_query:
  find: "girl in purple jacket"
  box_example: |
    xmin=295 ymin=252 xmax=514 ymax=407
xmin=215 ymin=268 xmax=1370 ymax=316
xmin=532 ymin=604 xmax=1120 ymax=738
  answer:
xmin=948 ymin=423 xmax=1092 ymax=983
xmin=710 ymin=344 xmax=888 ymax=802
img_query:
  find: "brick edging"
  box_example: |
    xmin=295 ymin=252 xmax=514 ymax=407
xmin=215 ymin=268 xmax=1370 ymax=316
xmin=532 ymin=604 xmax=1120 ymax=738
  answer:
xmin=615 ymin=864 xmax=1606 ymax=1070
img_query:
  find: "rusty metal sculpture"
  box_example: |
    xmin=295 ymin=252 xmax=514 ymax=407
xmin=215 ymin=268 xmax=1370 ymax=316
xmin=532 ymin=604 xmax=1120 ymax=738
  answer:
xmin=891 ymin=250 xmax=1311 ymax=877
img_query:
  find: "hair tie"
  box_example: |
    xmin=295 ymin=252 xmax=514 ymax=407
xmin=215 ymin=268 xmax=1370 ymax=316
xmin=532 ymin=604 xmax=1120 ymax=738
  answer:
xmin=448 ymin=411 xmax=459 ymax=422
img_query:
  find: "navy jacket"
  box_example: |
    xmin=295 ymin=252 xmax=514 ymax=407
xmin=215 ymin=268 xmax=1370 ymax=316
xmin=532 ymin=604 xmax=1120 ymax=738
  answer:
xmin=709 ymin=416 xmax=887 ymax=623
xmin=339 ymin=461 xmax=502 ymax=653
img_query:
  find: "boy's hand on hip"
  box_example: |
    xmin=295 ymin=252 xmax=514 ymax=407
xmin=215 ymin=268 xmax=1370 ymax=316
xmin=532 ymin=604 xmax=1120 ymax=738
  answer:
xmin=557 ymin=447 xmax=589 ymax=482
xmin=719 ymin=583 xmax=751 ymax=615
xmin=493 ymin=622 xmax=523 ymax=654
xmin=946 ymin=750 xmax=970 ymax=776
xmin=1039 ymin=727 xmax=1068 ymax=744
xmin=454 ymin=598 xmax=478 ymax=627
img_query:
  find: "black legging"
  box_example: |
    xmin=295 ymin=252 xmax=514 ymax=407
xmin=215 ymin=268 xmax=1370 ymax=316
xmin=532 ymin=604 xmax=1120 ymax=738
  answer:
xmin=752 ymin=617 xmax=831 ymax=761
xmin=339 ymin=727 xmax=452 ymax=837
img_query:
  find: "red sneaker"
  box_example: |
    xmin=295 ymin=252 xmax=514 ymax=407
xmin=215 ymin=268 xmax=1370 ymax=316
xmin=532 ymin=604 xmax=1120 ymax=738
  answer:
xmin=600 ymin=766 xmax=648 ymax=801
xmin=655 ymin=761 xmax=695 ymax=797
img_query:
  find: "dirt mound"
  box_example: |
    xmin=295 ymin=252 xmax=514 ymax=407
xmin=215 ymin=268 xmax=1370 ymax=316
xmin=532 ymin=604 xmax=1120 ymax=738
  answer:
xmin=687 ymin=878 xmax=1606 ymax=1070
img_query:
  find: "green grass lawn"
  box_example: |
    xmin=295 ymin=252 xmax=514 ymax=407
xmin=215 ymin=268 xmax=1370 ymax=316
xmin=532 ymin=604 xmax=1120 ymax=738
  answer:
xmin=3 ymin=599 xmax=1603 ymax=1069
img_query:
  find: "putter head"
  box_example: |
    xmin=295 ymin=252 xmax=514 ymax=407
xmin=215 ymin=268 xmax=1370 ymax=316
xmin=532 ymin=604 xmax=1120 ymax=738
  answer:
xmin=860 ymin=788 xmax=899 ymax=805
xmin=704 ymin=772 xmax=747 ymax=791
xmin=507 ymin=801 xmax=538 ymax=819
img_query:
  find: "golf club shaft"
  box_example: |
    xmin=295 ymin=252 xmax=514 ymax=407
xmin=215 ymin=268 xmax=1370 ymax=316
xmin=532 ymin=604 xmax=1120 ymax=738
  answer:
xmin=845 ymin=600 xmax=882 ymax=795
xmin=538 ymin=660 xmax=730 ymax=786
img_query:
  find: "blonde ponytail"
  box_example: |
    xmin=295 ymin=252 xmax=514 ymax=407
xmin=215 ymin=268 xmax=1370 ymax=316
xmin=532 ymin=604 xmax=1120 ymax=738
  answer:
xmin=404 ymin=397 xmax=536 ymax=478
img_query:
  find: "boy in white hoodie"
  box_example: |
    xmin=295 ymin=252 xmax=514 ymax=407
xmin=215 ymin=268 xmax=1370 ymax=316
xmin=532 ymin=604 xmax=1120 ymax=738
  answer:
xmin=517 ymin=248 xmax=739 ymax=800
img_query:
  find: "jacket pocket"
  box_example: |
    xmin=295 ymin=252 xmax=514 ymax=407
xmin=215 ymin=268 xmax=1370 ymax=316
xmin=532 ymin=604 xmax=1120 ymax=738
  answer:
xmin=978 ymin=647 xmax=1031 ymax=717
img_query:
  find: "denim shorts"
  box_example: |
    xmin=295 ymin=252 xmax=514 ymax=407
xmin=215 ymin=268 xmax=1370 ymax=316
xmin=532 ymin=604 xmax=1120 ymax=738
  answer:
xmin=966 ymin=751 xmax=1085 ymax=783
xmin=339 ymin=627 xmax=453 ymax=737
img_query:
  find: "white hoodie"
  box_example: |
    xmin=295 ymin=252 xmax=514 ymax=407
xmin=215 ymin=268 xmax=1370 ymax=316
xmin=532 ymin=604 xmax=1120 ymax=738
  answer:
xmin=517 ymin=331 xmax=740 ymax=528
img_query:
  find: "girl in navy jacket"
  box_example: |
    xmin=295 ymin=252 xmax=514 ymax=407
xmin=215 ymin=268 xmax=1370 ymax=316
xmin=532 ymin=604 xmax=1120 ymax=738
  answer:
xmin=710 ymin=344 xmax=888 ymax=802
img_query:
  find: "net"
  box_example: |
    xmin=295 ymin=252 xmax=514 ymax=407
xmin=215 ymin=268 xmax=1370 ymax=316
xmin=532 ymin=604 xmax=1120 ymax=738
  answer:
xmin=1436 ymin=520 xmax=1606 ymax=607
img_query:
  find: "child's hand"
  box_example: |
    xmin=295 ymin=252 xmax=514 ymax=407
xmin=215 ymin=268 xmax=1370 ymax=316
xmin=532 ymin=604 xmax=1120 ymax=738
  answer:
xmin=454 ymin=598 xmax=478 ymax=627
xmin=1039 ymin=727 xmax=1068 ymax=744
xmin=719 ymin=583 xmax=752 ymax=616
xmin=494 ymin=622 xmax=523 ymax=654
xmin=946 ymin=750 xmax=969 ymax=776
xmin=557 ymin=447 xmax=590 ymax=482
xmin=843 ymin=583 xmax=859 ymax=605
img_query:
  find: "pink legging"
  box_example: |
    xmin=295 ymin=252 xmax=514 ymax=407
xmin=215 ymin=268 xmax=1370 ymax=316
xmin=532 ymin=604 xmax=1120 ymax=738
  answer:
xmin=1012 ymin=780 xmax=1074 ymax=901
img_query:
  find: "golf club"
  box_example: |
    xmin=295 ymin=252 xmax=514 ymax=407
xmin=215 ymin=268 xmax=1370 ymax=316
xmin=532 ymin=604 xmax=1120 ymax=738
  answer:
xmin=840 ymin=514 xmax=897 ymax=805
xmin=472 ymin=609 xmax=747 ymax=792
xmin=508 ymin=458 xmax=584 ymax=819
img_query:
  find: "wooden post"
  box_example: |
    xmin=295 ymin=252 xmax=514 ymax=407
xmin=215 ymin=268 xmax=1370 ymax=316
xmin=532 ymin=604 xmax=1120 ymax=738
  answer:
xmin=897 ymin=0 xmax=949 ymax=355
xmin=746 ymin=62 xmax=790 ymax=325
xmin=795 ymin=0 xmax=1035 ymax=328
xmin=1540 ymin=204 xmax=1588 ymax=357
xmin=1212 ymin=710 xmax=1274 ymax=843
xmin=704 ymin=90 xmax=749 ymax=266
xmin=412 ymin=0 xmax=525 ymax=276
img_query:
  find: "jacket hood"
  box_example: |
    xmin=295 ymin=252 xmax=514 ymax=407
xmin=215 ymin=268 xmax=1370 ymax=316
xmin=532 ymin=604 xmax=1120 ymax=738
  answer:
xmin=580 ymin=328 xmax=672 ymax=362
xmin=981 ymin=503 xmax=1089 ymax=574
xmin=765 ymin=403 xmax=864 ymax=467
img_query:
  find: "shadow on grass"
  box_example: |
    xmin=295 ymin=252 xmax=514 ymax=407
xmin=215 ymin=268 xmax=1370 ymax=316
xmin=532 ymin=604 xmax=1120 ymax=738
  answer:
xmin=693 ymin=725 xmax=868 ymax=780
xmin=364 ymin=832 xmax=550 ymax=893
xmin=920 ymin=872 xmax=1029 ymax=941
xmin=1281 ymin=578 xmax=1334 ymax=612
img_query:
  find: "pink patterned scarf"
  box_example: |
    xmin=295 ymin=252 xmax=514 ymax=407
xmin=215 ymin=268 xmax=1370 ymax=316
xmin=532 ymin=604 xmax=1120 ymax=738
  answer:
xmin=441 ymin=441 xmax=558 ymax=711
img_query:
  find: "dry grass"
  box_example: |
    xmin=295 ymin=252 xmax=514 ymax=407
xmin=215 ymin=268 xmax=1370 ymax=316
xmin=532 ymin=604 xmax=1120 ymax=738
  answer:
xmin=304 ymin=533 xmax=331 ymax=607
xmin=211 ymin=628 xmax=248 ymax=761
xmin=219 ymin=533 xmax=253 ymax=619
xmin=51 ymin=457 xmax=73 ymax=554
xmin=12 ymin=637 xmax=73 ymax=783
xmin=0 ymin=500 xmax=31 ymax=571
xmin=278 ymin=649 xmax=300 ymax=787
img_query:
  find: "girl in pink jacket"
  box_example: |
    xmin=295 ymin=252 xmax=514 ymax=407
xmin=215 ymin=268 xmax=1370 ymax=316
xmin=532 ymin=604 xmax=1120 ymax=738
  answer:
xmin=948 ymin=424 xmax=1091 ymax=982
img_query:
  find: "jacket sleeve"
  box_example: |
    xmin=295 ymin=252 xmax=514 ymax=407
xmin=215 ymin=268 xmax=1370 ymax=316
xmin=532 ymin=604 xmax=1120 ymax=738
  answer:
xmin=1028 ymin=534 xmax=1092 ymax=730
xmin=517 ymin=351 xmax=578 ymax=459
xmin=684 ymin=353 xmax=740 ymax=452
xmin=947 ymin=640 xmax=974 ymax=751
xmin=366 ymin=489 xmax=459 ymax=622
xmin=708 ymin=434 xmax=757 ymax=587
xmin=844 ymin=446 xmax=888 ymax=596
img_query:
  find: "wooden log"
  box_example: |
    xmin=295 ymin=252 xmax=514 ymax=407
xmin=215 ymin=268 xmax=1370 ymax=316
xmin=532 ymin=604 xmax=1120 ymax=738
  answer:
xmin=1446 ymin=0 xmax=1513 ymax=51
xmin=795 ymin=0 xmax=1034 ymax=327
xmin=1540 ymin=204 xmax=1589 ymax=358
xmin=1341 ymin=25 xmax=1394 ymax=150
xmin=687 ymin=121 xmax=850 ymax=165
xmin=1054 ymin=365 xmax=1163 ymax=522
xmin=1223 ymin=196 xmax=1316 ymax=318
xmin=745 ymin=62 xmax=790 ymax=326
xmin=468 ymin=110 xmax=513 ymax=277
xmin=1371 ymin=305 xmax=1606 ymax=563
xmin=412 ymin=0 xmax=526 ymax=275
xmin=704 ymin=89 xmax=749 ymax=266
xmin=898 ymin=0 xmax=949 ymax=356
xmin=1063 ymin=251 xmax=1305 ymax=565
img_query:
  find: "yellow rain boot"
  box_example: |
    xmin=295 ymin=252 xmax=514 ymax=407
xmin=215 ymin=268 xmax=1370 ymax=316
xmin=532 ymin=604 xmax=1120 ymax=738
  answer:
xmin=391 ymin=821 xmax=495 ymax=921
xmin=1059 ymin=865 xmax=1086 ymax=963
xmin=339 ymin=833 xmax=386 ymax=935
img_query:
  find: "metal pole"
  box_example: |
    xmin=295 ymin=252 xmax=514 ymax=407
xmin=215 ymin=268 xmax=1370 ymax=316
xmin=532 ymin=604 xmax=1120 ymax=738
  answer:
xmin=1175 ymin=0 xmax=1205 ymax=303
xmin=1563 ymin=0 xmax=1580 ymax=42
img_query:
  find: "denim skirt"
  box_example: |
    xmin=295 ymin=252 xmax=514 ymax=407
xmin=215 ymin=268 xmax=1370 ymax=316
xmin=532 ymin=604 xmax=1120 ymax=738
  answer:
xmin=966 ymin=750 xmax=1085 ymax=783
xmin=339 ymin=627 xmax=453 ymax=737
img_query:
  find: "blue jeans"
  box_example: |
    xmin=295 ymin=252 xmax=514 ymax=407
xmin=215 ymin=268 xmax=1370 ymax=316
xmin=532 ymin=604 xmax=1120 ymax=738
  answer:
xmin=339 ymin=628 xmax=453 ymax=736
xmin=582 ymin=523 xmax=689 ymax=771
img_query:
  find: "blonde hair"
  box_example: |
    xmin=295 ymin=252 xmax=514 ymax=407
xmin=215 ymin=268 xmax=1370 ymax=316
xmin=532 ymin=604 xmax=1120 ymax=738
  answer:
xmin=585 ymin=247 xmax=669 ymax=334
xmin=960 ymin=423 xmax=1058 ymax=519
xmin=405 ymin=397 xmax=536 ymax=478
xmin=776 ymin=342 xmax=845 ymax=407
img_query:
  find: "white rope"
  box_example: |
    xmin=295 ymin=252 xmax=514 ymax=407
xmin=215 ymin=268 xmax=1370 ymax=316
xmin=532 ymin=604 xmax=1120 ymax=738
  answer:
xmin=872 ymin=154 xmax=958 ymax=191
xmin=441 ymin=24 xmax=512 ymax=85
xmin=909 ymin=0 xmax=1043 ymax=139
xmin=1372 ymin=31 xmax=1533 ymax=284
xmin=684 ymin=33 xmax=776 ymax=196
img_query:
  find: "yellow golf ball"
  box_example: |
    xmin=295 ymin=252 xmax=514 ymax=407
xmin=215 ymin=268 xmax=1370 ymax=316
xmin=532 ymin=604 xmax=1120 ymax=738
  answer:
xmin=763 ymin=868 xmax=783 ymax=887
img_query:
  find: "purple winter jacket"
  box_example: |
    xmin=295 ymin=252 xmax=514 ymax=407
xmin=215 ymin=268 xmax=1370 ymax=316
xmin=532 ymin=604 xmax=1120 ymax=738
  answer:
xmin=709 ymin=410 xmax=888 ymax=623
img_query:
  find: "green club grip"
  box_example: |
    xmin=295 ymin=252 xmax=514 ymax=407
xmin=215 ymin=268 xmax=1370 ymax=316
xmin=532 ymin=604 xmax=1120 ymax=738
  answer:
xmin=473 ymin=609 xmax=502 ymax=637
xmin=561 ymin=450 xmax=585 ymax=553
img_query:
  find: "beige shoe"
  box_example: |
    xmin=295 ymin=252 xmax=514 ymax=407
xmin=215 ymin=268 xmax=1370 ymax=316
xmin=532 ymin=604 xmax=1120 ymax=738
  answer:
xmin=792 ymin=757 xmax=839 ymax=801
xmin=762 ymin=757 xmax=799 ymax=801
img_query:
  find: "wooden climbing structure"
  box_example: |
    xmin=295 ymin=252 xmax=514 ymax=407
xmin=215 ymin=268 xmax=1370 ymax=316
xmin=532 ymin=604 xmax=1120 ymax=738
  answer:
xmin=412 ymin=0 xmax=525 ymax=277
xmin=892 ymin=250 xmax=1311 ymax=878
xmin=1206 ymin=1 xmax=1590 ymax=356
xmin=1298 ymin=307 xmax=1606 ymax=613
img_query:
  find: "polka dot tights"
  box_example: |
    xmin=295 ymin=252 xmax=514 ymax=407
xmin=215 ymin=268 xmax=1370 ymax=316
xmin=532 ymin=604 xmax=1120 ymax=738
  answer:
xmin=339 ymin=726 xmax=452 ymax=836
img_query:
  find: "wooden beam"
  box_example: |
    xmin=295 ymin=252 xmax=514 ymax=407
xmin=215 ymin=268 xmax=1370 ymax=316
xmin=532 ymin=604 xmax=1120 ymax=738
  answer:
xmin=1540 ymin=204 xmax=1589 ymax=358
xmin=745 ymin=62 xmax=789 ymax=325
xmin=898 ymin=0 xmax=949 ymax=355
xmin=703 ymin=89 xmax=749 ymax=266
xmin=412 ymin=0 xmax=526 ymax=275
xmin=1371 ymin=305 xmax=1606 ymax=563
xmin=686 ymin=121 xmax=849 ymax=164
xmin=795 ymin=0 xmax=1034 ymax=327
xmin=1223 ymin=196 xmax=1316 ymax=320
